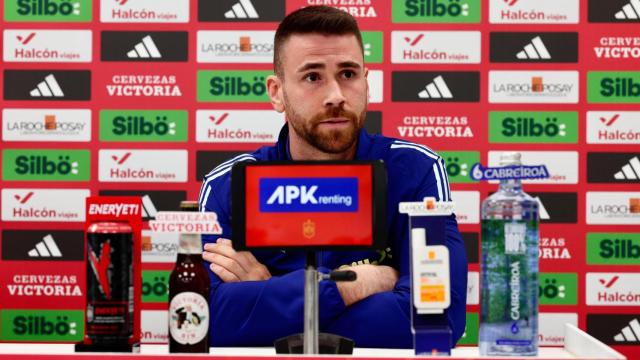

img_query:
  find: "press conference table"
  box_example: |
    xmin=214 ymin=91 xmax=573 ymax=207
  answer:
xmin=0 ymin=325 xmax=626 ymax=360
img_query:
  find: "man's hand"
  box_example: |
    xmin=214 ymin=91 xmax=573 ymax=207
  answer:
xmin=335 ymin=264 xmax=399 ymax=306
xmin=202 ymin=238 xmax=271 ymax=282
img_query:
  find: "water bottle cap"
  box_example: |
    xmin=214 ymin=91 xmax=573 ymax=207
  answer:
xmin=499 ymin=152 xmax=522 ymax=166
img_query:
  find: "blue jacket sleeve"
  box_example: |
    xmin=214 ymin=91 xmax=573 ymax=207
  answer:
xmin=323 ymin=153 xmax=467 ymax=348
xmin=201 ymin=177 xmax=347 ymax=346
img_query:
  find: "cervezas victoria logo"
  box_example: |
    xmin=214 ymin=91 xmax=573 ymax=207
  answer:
xmin=99 ymin=149 xmax=187 ymax=182
xmin=288 ymin=0 xmax=379 ymax=19
xmin=101 ymin=0 xmax=189 ymax=23
xmin=3 ymin=30 xmax=92 ymax=63
xmin=1 ymin=188 xmax=88 ymax=222
xmin=106 ymin=74 xmax=181 ymax=97
xmin=593 ymin=36 xmax=640 ymax=60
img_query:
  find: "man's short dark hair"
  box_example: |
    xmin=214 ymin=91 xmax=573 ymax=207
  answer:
xmin=273 ymin=6 xmax=363 ymax=78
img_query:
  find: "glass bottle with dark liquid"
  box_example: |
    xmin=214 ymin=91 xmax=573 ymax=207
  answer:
xmin=168 ymin=201 xmax=210 ymax=353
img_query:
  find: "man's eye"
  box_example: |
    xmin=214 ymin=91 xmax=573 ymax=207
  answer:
xmin=342 ymin=70 xmax=356 ymax=79
xmin=304 ymin=73 xmax=319 ymax=82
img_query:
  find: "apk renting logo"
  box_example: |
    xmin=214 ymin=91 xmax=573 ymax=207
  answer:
xmin=260 ymin=178 xmax=358 ymax=213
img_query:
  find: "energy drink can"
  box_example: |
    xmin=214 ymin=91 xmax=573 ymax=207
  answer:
xmin=84 ymin=221 xmax=134 ymax=346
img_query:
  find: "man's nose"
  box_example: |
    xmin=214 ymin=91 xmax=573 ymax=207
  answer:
xmin=323 ymin=79 xmax=346 ymax=108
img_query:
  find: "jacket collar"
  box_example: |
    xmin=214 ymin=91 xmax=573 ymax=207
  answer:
xmin=275 ymin=124 xmax=372 ymax=161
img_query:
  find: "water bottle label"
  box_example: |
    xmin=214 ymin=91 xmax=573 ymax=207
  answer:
xmin=505 ymin=223 xmax=526 ymax=254
xmin=169 ymin=292 xmax=209 ymax=345
xmin=471 ymin=163 xmax=549 ymax=181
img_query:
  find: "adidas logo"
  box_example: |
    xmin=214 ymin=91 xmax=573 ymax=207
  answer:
xmin=141 ymin=194 xmax=158 ymax=218
xmin=614 ymin=318 xmax=640 ymax=342
xmin=30 ymin=74 xmax=64 ymax=97
xmin=534 ymin=197 xmax=551 ymax=220
xmin=516 ymin=36 xmax=551 ymax=60
xmin=28 ymin=234 xmax=62 ymax=257
xmin=418 ymin=76 xmax=453 ymax=99
xmin=225 ymin=0 xmax=259 ymax=19
xmin=614 ymin=156 xmax=640 ymax=180
xmin=614 ymin=0 xmax=640 ymax=19
xmin=127 ymin=35 xmax=161 ymax=58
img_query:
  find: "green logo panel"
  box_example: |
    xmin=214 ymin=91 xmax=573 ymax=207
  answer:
xmin=588 ymin=71 xmax=640 ymax=103
xmin=100 ymin=110 xmax=188 ymax=142
xmin=457 ymin=312 xmax=478 ymax=345
xmin=362 ymin=31 xmax=383 ymax=64
xmin=488 ymin=112 xmax=578 ymax=144
xmin=5 ymin=0 xmax=92 ymax=22
xmin=587 ymin=233 xmax=640 ymax=265
xmin=2 ymin=149 xmax=90 ymax=181
xmin=539 ymin=273 xmax=577 ymax=305
xmin=197 ymin=70 xmax=271 ymax=102
xmin=392 ymin=0 xmax=481 ymax=23
xmin=439 ymin=151 xmax=479 ymax=183
xmin=1 ymin=309 xmax=83 ymax=342
xmin=142 ymin=270 xmax=170 ymax=303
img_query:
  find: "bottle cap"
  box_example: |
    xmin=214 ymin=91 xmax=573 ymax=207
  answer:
xmin=179 ymin=200 xmax=199 ymax=212
xmin=499 ymin=152 xmax=522 ymax=166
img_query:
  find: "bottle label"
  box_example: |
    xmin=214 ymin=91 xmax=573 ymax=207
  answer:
xmin=470 ymin=163 xmax=549 ymax=181
xmin=169 ymin=291 xmax=209 ymax=345
xmin=481 ymin=219 xmax=538 ymax=344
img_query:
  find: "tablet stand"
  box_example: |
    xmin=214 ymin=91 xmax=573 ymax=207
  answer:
xmin=274 ymin=252 xmax=356 ymax=355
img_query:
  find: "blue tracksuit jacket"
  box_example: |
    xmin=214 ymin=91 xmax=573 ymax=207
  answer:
xmin=198 ymin=125 xmax=467 ymax=348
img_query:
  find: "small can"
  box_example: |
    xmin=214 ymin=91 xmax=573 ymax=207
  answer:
xmin=84 ymin=221 xmax=134 ymax=345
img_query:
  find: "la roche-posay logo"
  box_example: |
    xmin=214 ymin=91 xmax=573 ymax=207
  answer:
xmin=196 ymin=110 xmax=284 ymax=143
xmin=489 ymin=71 xmax=579 ymax=104
xmin=488 ymin=151 xmax=578 ymax=184
xmin=1 ymin=188 xmax=88 ymax=222
xmin=489 ymin=0 xmax=579 ymax=24
xmin=3 ymin=30 xmax=91 ymax=63
xmin=3 ymin=109 xmax=91 ymax=142
xmin=197 ymin=30 xmax=274 ymax=63
xmin=99 ymin=149 xmax=187 ymax=183
xmin=101 ymin=0 xmax=189 ymax=23
xmin=587 ymin=192 xmax=640 ymax=225
xmin=259 ymin=178 xmax=358 ymax=213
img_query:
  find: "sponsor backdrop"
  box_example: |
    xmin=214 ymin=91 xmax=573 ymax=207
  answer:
xmin=0 ymin=0 xmax=638 ymax=356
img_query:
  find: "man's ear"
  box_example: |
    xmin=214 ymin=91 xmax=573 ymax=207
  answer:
xmin=364 ymin=67 xmax=370 ymax=105
xmin=267 ymin=75 xmax=285 ymax=113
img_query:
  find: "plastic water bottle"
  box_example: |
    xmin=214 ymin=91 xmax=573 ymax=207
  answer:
xmin=479 ymin=152 xmax=539 ymax=356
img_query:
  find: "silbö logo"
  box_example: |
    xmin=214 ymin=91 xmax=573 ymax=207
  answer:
xmin=405 ymin=0 xmax=469 ymax=18
xmin=210 ymin=76 xmax=266 ymax=96
xmin=17 ymin=0 xmax=80 ymax=16
xmin=260 ymin=178 xmax=358 ymax=213
xmin=15 ymin=155 xmax=78 ymax=175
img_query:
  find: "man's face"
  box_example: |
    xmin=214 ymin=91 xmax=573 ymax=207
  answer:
xmin=268 ymin=33 xmax=369 ymax=157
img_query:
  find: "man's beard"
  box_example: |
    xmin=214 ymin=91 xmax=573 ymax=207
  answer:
xmin=283 ymin=94 xmax=366 ymax=154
